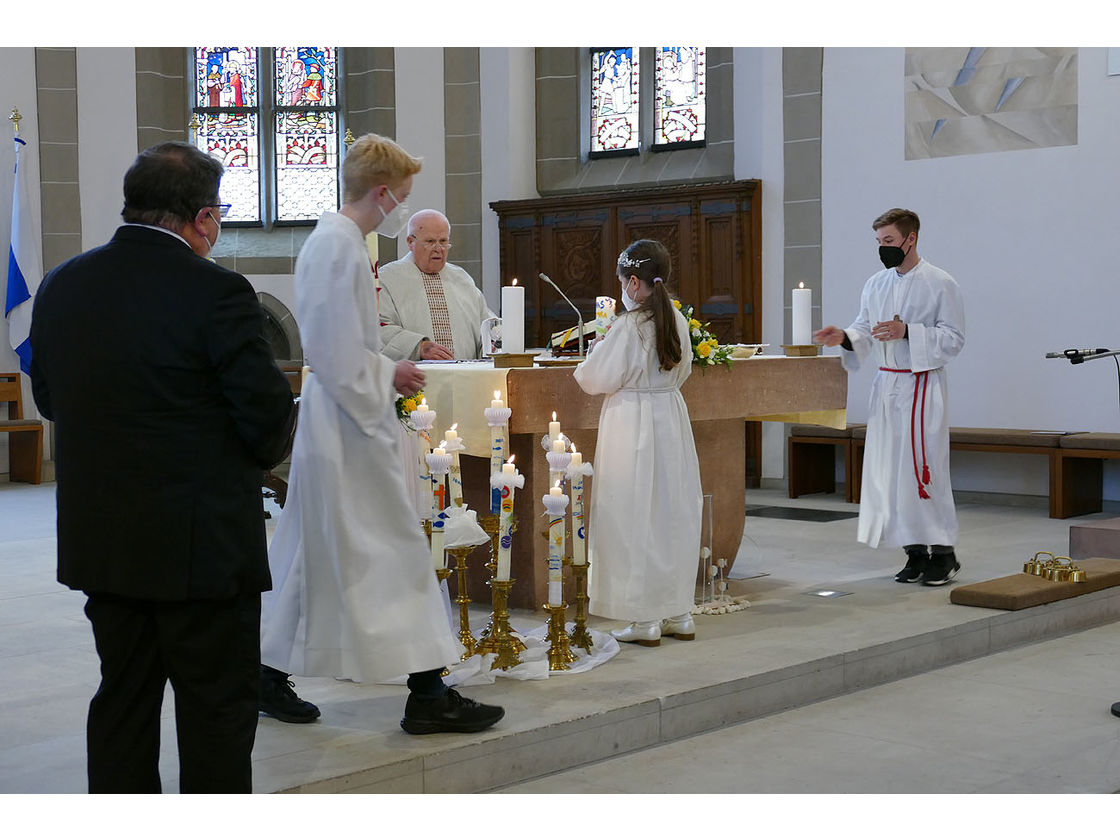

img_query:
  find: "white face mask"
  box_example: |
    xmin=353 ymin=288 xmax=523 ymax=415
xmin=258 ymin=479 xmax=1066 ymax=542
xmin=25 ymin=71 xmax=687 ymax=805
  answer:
xmin=620 ymin=277 xmax=639 ymax=311
xmin=374 ymin=187 xmax=409 ymax=237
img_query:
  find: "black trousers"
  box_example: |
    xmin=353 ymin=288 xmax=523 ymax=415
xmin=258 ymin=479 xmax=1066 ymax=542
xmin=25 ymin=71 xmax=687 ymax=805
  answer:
xmin=83 ymin=591 xmax=261 ymax=793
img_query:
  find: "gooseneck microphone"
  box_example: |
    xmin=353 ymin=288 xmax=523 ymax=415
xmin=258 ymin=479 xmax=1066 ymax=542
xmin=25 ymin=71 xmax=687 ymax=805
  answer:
xmin=539 ymin=272 xmax=585 ymax=358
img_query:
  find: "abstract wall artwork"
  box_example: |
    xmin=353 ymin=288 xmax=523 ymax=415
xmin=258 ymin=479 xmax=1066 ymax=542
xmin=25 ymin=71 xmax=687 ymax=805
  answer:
xmin=904 ymin=48 xmax=1077 ymax=159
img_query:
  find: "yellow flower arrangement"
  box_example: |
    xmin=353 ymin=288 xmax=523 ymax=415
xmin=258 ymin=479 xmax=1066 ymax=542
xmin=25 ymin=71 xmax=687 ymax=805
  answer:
xmin=395 ymin=390 xmax=425 ymax=430
xmin=673 ymin=301 xmax=732 ymax=370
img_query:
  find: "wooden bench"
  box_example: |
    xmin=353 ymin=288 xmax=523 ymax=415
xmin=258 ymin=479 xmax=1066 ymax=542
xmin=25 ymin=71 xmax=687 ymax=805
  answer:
xmin=1053 ymin=433 xmax=1120 ymax=519
xmin=0 ymin=372 xmax=44 ymax=484
xmin=787 ymin=423 xmax=864 ymax=503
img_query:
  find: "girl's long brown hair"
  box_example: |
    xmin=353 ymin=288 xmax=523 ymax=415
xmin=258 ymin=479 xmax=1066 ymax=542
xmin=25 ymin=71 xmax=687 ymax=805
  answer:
xmin=617 ymin=239 xmax=682 ymax=371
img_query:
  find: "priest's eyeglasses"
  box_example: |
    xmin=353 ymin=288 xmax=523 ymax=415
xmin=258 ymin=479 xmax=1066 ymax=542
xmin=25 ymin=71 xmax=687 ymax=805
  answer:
xmin=415 ymin=237 xmax=451 ymax=251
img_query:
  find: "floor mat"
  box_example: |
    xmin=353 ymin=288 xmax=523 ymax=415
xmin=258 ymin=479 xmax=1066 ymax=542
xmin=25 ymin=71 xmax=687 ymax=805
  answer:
xmin=745 ymin=505 xmax=859 ymax=523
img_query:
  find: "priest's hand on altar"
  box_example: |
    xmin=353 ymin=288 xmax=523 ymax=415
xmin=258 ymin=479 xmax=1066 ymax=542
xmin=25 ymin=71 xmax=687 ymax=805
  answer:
xmin=393 ymin=360 xmax=426 ymax=396
xmin=814 ymin=326 xmax=846 ymax=347
xmin=419 ymin=339 xmax=454 ymax=361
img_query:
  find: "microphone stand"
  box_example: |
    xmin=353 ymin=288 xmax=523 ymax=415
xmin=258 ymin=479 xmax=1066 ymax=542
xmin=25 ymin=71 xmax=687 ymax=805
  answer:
xmin=539 ymin=272 xmax=585 ymax=359
xmin=1045 ymin=349 xmax=1119 ymax=365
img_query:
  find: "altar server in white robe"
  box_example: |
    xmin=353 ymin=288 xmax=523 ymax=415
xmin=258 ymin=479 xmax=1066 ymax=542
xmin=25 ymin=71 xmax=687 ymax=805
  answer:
xmin=258 ymin=133 xmax=504 ymax=735
xmin=815 ymin=208 xmax=965 ymax=586
xmin=574 ymin=239 xmax=703 ymax=647
xmin=377 ymin=210 xmax=495 ymax=362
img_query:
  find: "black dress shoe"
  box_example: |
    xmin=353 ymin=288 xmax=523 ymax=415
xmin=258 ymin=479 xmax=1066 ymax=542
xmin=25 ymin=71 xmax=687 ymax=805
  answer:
xmin=259 ymin=667 xmax=321 ymax=724
xmin=400 ymin=688 xmax=505 ymax=735
xmin=1111 ymin=701 xmax=1120 ymax=719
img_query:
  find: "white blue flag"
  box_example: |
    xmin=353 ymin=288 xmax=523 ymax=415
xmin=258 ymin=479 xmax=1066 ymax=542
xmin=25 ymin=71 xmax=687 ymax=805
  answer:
xmin=5 ymin=136 xmax=42 ymax=376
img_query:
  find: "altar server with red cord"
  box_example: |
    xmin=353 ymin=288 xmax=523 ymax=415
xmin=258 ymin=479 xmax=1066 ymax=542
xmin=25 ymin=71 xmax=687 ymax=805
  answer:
xmin=815 ymin=208 xmax=965 ymax=586
xmin=574 ymin=239 xmax=703 ymax=646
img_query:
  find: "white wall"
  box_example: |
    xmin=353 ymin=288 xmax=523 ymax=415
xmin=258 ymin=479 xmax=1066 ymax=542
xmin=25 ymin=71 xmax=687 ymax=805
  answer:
xmin=479 ymin=47 xmax=538 ymax=312
xmin=76 ymin=48 xmax=137 ymax=251
xmin=393 ymin=47 xmax=446 ymax=256
xmin=733 ymin=47 xmax=787 ymax=480
xmin=821 ymin=47 xmax=1120 ymax=498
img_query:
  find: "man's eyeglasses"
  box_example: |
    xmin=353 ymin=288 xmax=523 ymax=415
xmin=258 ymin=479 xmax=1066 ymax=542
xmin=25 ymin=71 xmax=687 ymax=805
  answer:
xmin=207 ymin=204 xmax=232 ymax=219
xmin=413 ymin=238 xmax=451 ymax=251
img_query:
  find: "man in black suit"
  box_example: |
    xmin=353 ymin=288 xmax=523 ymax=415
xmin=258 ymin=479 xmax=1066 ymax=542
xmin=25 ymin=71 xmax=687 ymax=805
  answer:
xmin=29 ymin=142 xmax=296 ymax=793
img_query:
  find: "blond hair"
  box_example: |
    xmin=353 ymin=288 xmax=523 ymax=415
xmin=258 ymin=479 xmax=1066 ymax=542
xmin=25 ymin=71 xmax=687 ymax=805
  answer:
xmin=341 ymin=133 xmax=423 ymax=204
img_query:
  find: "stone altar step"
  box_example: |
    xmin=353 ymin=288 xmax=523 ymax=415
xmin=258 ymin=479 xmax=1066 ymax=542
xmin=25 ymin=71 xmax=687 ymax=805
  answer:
xmin=1069 ymin=517 xmax=1120 ymax=560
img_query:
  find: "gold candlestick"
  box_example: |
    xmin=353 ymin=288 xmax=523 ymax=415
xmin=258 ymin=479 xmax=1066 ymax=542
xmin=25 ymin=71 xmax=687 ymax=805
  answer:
xmin=447 ymin=545 xmax=478 ymax=660
xmin=568 ymin=557 xmax=593 ymax=653
xmin=544 ymin=602 xmax=577 ymax=670
xmin=435 ymin=565 xmax=452 ymax=677
xmin=476 ymin=511 xmax=525 ymax=655
xmin=487 ymin=578 xmax=523 ymax=671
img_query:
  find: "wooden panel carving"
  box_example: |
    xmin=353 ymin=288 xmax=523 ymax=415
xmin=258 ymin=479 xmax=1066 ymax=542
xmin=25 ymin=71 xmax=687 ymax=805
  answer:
xmin=490 ymin=180 xmax=763 ymax=484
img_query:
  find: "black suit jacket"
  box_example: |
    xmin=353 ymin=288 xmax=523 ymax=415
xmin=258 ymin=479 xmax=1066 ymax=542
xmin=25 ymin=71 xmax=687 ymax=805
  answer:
xmin=30 ymin=225 xmax=296 ymax=601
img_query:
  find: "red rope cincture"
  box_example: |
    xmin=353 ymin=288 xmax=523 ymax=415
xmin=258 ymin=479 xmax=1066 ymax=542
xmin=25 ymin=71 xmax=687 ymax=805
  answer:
xmin=880 ymin=367 xmax=931 ymax=499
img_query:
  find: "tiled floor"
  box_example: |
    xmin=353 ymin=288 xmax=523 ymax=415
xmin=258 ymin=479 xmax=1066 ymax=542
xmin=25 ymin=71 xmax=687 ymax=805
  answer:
xmin=3 ymin=479 xmax=1120 ymax=795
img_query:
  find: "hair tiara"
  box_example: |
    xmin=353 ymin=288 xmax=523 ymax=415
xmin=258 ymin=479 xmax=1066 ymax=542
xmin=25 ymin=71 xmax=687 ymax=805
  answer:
xmin=618 ymin=253 xmax=651 ymax=269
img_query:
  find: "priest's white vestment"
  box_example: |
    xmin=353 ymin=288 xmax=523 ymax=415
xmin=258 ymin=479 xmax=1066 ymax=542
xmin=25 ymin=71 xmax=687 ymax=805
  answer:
xmin=377 ymin=253 xmax=495 ymax=361
xmin=574 ymin=308 xmax=702 ymax=621
xmin=841 ymin=258 xmax=965 ymax=549
xmin=260 ymin=211 xmax=461 ymax=682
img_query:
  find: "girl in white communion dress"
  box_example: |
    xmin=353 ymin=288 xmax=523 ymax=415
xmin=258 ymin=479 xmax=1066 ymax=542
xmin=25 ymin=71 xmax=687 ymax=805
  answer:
xmin=573 ymin=239 xmax=703 ymax=647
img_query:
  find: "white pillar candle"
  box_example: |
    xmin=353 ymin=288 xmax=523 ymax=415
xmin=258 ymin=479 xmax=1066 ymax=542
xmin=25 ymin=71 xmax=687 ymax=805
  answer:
xmin=491 ymin=391 xmax=505 ymax=409
xmin=502 ymin=280 xmax=525 ymax=354
xmin=549 ymin=412 xmax=561 ymax=441
xmin=792 ymin=282 xmax=812 ymax=345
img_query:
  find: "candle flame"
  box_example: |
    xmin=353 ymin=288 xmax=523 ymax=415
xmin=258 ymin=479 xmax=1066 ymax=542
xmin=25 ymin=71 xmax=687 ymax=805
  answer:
xmin=554 ymin=479 xmax=563 ymax=489
xmin=798 ymin=281 xmax=804 ymax=289
xmin=507 ymin=455 xmax=515 ymax=465
xmin=451 ymin=422 xmax=458 ymax=431
xmin=439 ymin=440 xmax=446 ymax=448
xmin=552 ymin=411 xmax=557 ymax=422
xmin=512 ymin=277 xmax=519 ymax=286
xmin=570 ymin=441 xmax=577 ymax=453
xmin=494 ymin=390 xmax=501 ymax=400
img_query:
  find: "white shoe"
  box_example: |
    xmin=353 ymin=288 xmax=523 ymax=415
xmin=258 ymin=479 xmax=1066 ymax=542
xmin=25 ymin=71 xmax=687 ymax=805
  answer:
xmin=660 ymin=613 xmax=696 ymax=640
xmin=610 ymin=621 xmax=661 ymax=647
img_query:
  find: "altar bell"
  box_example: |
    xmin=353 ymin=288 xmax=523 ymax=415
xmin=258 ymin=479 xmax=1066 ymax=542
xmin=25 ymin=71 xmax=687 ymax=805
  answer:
xmin=814 ymin=208 xmax=966 ymax=586
xmin=574 ymin=239 xmax=703 ymax=646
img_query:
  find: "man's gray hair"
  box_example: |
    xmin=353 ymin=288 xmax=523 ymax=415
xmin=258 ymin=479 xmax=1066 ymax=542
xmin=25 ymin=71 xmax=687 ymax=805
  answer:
xmin=407 ymin=209 xmax=451 ymax=238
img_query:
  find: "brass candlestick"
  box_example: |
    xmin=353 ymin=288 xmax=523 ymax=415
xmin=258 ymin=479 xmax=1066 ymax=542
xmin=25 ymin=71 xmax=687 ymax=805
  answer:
xmin=568 ymin=557 xmax=593 ymax=653
xmin=447 ymin=545 xmax=478 ymax=660
xmin=476 ymin=511 xmax=525 ymax=656
xmin=487 ymin=578 xmax=524 ymax=671
xmin=544 ymin=602 xmax=577 ymax=670
xmin=435 ymin=566 xmax=452 ymax=677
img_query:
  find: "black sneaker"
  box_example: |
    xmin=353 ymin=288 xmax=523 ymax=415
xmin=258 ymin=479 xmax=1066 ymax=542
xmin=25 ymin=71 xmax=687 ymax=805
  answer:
xmin=895 ymin=550 xmax=927 ymax=583
xmin=1111 ymin=701 xmax=1120 ymax=719
xmin=400 ymin=688 xmax=505 ymax=735
xmin=259 ymin=667 xmax=321 ymax=724
xmin=921 ymin=555 xmax=961 ymax=586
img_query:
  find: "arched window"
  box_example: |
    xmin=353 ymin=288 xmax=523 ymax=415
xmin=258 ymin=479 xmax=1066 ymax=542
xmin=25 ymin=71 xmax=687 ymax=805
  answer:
xmin=191 ymin=46 xmax=341 ymax=226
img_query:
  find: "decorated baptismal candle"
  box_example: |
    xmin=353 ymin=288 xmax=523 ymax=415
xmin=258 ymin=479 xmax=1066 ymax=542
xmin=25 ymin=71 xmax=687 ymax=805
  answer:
xmin=445 ymin=423 xmax=464 ymax=506
xmin=491 ymin=456 xmax=523 ymax=580
xmin=543 ymin=481 xmax=569 ymax=605
xmin=485 ymin=391 xmax=512 ymax=514
xmin=426 ymin=444 xmax=453 ymax=569
xmin=567 ymin=443 xmax=592 ymax=566
xmin=410 ymin=398 xmax=438 ymax=519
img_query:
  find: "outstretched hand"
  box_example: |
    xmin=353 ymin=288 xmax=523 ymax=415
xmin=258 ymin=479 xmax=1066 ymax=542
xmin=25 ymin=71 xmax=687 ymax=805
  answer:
xmin=813 ymin=326 xmax=846 ymax=347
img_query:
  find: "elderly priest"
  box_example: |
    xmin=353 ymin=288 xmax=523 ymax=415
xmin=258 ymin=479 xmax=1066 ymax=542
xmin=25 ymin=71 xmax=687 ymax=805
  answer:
xmin=377 ymin=209 xmax=495 ymax=361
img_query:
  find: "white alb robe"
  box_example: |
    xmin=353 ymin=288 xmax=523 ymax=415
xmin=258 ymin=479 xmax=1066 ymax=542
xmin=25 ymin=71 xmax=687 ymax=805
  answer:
xmin=574 ymin=309 xmax=702 ymax=621
xmin=260 ymin=211 xmax=461 ymax=682
xmin=377 ymin=253 xmax=495 ymax=361
xmin=841 ymin=258 xmax=966 ymax=549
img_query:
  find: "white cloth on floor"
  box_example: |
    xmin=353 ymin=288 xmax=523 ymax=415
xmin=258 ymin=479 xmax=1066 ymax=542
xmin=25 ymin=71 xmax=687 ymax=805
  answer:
xmin=573 ymin=308 xmax=703 ymax=622
xmin=840 ymin=257 xmax=966 ymax=549
xmin=260 ymin=211 xmax=461 ymax=683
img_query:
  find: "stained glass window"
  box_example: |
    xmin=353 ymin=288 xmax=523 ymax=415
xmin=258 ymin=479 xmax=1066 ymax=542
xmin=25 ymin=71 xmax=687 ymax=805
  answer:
xmin=192 ymin=46 xmax=341 ymax=225
xmin=273 ymin=47 xmax=339 ymax=222
xmin=653 ymin=47 xmax=706 ymax=149
xmin=590 ymin=47 xmax=640 ymax=156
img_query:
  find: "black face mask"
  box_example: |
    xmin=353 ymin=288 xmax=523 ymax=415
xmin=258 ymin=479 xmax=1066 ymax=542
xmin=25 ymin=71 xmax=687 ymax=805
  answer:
xmin=878 ymin=236 xmax=910 ymax=269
